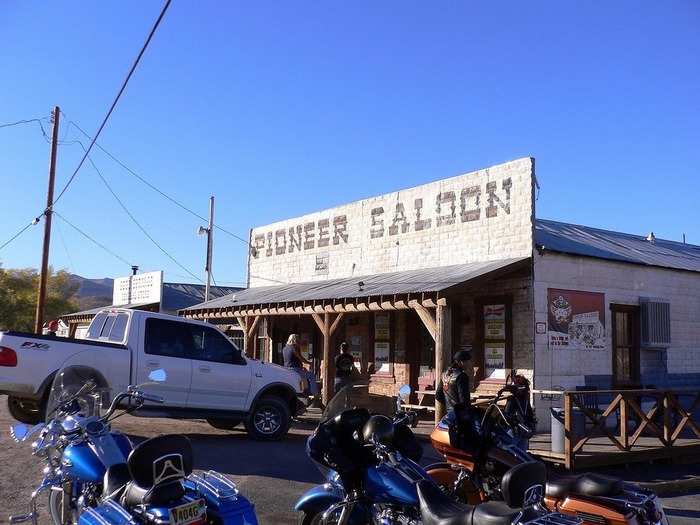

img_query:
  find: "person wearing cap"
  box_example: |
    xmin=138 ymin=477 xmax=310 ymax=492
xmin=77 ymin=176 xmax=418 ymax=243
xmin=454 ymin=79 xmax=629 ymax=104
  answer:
xmin=435 ymin=349 xmax=471 ymax=413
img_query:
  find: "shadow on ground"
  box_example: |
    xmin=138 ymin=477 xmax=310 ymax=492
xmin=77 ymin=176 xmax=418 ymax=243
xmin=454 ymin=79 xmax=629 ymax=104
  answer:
xmin=126 ymin=429 xmax=324 ymax=484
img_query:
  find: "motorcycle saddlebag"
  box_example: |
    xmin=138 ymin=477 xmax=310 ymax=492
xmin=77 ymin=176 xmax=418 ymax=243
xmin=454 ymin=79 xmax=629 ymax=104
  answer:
xmin=78 ymin=500 xmax=135 ymax=525
xmin=184 ymin=471 xmax=258 ymax=525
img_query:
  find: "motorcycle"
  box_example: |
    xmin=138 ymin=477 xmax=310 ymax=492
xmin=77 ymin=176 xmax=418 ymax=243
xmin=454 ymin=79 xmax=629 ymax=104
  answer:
xmin=9 ymin=358 xmax=258 ymax=525
xmin=425 ymin=373 xmax=668 ymax=525
xmin=295 ymin=382 xmax=583 ymax=525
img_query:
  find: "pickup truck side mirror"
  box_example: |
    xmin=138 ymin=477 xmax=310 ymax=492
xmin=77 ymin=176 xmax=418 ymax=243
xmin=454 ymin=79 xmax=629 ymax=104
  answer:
xmin=148 ymin=369 xmax=167 ymax=383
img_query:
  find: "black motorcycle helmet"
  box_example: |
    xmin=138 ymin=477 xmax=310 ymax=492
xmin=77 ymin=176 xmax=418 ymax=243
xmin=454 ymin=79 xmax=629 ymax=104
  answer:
xmin=362 ymin=414 xmax=395 ymax=445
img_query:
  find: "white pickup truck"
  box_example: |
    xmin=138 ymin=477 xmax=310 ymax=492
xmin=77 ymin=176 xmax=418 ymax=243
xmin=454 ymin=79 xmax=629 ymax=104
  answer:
xmin=0 ymin=309 xmax=306 ymax=440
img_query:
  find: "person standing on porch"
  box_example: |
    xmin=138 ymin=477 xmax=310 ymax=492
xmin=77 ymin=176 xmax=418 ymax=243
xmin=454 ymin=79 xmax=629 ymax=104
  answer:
xmin=436 ymin=350 xmax=471 ymax=413
xmin=334 ymin=341 xmax=355 ymax=392
xmin=282 ymin=334 xmax=320 ymax=402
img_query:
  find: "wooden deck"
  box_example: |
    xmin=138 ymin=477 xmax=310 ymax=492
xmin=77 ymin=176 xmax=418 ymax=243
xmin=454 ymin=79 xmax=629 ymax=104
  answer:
xmin=529 ymin=432 xmax=700 ymax=470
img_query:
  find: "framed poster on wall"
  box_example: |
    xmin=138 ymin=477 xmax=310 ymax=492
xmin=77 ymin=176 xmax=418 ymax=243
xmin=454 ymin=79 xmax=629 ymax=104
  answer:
xmin=374 ymin=342 xmax=391 ymax=373
xmin=548 ymin=289 xmax=605 ymax=350
xmin=374 ymin=312 xmax=390 ymax=340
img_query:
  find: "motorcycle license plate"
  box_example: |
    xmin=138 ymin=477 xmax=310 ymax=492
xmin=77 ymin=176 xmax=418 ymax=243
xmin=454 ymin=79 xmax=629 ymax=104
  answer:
xmin=169 ymin=499 xmax=205 ymax=525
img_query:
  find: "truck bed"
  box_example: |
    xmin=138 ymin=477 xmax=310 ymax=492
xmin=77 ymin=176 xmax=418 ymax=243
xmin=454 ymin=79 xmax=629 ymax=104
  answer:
xmin=2 ymin=331 xmax=126 ymax=350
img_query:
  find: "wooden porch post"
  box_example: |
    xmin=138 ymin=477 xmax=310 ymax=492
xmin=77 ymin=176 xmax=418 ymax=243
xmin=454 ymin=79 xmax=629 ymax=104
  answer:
xmin=434 ymin=305 xmax=452 ymax=422
xmin=311 ymin=312 xmax=345 ymax=406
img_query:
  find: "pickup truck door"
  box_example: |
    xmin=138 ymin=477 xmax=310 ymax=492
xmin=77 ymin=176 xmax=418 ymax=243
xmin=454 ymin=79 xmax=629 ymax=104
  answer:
xmin=186 ymin=324 xmax=252 ymax=412
xmin=137 ymin=317 xmax=194 ymax=408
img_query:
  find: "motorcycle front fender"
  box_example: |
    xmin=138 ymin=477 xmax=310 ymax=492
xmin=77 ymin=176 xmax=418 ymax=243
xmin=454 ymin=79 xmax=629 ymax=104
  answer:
xmin=294 ymin=483 xmax=344 ymax=513
xmin=294 ymin=484 xmax=369 ymax=524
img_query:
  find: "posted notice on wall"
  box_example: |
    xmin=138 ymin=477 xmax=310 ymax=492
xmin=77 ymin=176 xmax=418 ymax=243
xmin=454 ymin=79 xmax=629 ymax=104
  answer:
xmin=484 ymin=342 xmax=505 ymax=376
xmin=374 ymin=342 xmax=391 ymax=373
xmin=548 ymin=289 xmax=605 ymax=350
xmin=374 ymin=312 xmax=390 ymax=340
xmin=483 ymin=304 xmax=506 ymax=339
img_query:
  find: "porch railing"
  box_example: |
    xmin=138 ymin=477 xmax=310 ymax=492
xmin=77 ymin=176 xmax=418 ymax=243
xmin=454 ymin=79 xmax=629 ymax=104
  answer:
xmin=562 ymin=388 xmax=700 ymax=469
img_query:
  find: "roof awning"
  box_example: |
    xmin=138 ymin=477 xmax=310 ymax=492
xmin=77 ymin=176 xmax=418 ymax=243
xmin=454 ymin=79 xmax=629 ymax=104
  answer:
xmin=180 ymin=257 xmax=530 ymax=318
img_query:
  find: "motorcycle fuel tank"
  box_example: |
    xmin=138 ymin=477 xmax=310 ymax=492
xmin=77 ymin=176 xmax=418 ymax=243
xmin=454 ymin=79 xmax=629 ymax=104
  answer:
xmin=364 ymin=459 xmax=430 ymax=506
xmin=62 ymin=432 xmax=132 ymax=482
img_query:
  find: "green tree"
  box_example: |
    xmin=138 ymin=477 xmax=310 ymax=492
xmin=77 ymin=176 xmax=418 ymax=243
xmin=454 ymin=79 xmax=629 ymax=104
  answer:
xmin=0 ymin=266 xmax=78 ymax=332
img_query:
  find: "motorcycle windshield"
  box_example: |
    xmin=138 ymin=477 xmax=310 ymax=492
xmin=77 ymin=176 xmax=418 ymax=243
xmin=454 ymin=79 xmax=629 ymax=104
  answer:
xmin=322 ymin=381 xmax=374 ymax=422
xmin=45 ymin=357 xmax=112 ymax=421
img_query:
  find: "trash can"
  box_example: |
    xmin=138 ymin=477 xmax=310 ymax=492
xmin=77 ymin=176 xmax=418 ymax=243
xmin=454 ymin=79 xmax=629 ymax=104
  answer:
xmin=550 ymin=407 xmax=585 ymax=454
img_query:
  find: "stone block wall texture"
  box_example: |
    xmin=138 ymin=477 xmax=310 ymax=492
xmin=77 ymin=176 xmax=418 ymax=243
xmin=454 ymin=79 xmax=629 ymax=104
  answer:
xmin=248 ymin=157 xmax=535 ymax=287
xmin=533 ymin=252 xmax=700 ymax=429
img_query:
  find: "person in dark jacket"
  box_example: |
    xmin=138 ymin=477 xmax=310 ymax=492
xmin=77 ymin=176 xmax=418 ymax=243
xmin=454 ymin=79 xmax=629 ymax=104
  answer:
xmin=435 ymin=350 xmax=471 ymax=413
xmin=334 ymin=342 xmax=355 ymax=391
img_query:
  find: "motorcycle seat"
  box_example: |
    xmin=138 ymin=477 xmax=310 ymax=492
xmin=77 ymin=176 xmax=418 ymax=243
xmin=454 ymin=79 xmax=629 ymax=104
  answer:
xmin=417 ymin=480 xmax=522 ymax=525
xmin=119 ymin=434 xmax=193 ymax=509
xmin=102 ymin=463 xmax=131 ymax=500
xmin=546 ymin=473 xmax=623 ymax=499
xmin=472 ymin=502 xmax=523 ymax=525
xmin=417 ymin=479 xmax=476 ymax=525
xmin=121 ymin=480 xmax=186 ymax=507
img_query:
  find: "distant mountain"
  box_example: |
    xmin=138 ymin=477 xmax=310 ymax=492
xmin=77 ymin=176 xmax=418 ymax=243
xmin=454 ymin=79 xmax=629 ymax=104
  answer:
xmin=69 ymin=274 xmax=113 ymax=311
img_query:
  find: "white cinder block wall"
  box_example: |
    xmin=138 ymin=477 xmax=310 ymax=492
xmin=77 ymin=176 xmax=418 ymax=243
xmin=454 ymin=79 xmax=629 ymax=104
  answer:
xmin=247 ymin=158 xmax=535 ymax=287
xmin=532 ymin=252 xmax=700 ymax=430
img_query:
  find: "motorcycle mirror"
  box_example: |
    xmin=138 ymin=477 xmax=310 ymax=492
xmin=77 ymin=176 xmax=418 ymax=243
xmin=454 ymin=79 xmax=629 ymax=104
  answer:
xmin=398 ymin=384 xmax=411 ymax=402
xmin=147 ymin=369 xmax=167 ymax=383
xmin=10 ymin=423 xmax=29 ymax=442
xmin=10 ymin=423 xmax=43 ymax=443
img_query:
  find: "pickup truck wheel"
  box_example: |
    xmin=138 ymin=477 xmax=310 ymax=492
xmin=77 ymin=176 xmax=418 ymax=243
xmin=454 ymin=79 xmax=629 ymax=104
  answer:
xmin=246 ymin=396 xmax=291 ymax=441
xmin=207 ymin=418 xmax=242 ymax=430
xmin=7 ymin=396 xmax=43 ymax=424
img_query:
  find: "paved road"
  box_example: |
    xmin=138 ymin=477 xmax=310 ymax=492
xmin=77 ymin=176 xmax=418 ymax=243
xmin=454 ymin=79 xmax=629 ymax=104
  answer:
xmin=1 ymin=397 xmax=696 ymax=524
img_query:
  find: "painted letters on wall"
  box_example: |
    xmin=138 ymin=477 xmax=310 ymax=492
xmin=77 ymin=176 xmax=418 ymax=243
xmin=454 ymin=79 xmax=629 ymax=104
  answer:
xmin=248 ymin=157 xmax=535 ymax=286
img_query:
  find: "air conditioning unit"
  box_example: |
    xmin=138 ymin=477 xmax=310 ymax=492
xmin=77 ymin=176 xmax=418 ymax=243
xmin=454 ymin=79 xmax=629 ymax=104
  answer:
xmin=639 ymin=298 xmax=671 ymax=348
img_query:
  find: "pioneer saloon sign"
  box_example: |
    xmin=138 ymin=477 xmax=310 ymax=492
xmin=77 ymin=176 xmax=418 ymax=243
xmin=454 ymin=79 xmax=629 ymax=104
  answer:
xmin=248 ymin=157 xmax=534 ymax=286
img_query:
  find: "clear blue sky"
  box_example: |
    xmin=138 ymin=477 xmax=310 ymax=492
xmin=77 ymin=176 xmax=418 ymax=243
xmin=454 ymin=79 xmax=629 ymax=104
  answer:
xmin=1 ymin=1 xmax=698 ymax=285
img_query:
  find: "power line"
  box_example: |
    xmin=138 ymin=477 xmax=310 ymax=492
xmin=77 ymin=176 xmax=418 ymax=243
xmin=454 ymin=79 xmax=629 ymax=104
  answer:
xmin=75 ymin=140 xmax=204 ymax=284
xmin=63 ymin=116 xmax=252 ymax=247
xmin=0 ymin=220 xmax=40 ymax=253
xmin=0 ymin=117 xmax=47 ymax=129
xmin=50 ymin=0 xmax=173 ymax=209
xmin=54 ymin=212 xmax=134 ymax=268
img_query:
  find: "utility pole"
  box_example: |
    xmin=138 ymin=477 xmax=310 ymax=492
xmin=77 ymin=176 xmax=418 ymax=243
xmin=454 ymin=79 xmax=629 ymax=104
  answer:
xmin=198 ymin=196 xmax=215 ymax=302
xmin=34 ymin=106 xmax=60 ymax=334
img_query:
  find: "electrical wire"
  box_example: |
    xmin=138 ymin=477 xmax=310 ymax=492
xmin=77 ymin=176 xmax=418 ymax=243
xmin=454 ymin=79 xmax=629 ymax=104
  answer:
xmin=0 ymin=117 xmax=47 ymax=129
xmin=74 ymin=140 xmax=204 ymax=283
xmin=0 ymin=220 xmax=39 ymax=253
xmin=54 ymin=212 xmax=134 ymax=268
xmin=50 ymin=0 xmax=172 ymax=209
xmin=63 ymin=115 xmax=252 ymax=247
xmin=54 ymin=218 xmax=75 ymax=271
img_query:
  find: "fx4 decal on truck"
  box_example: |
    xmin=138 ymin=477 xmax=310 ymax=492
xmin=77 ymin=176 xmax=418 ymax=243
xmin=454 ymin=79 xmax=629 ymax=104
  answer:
xmin=21 ymin=341 xmax=50 ymax=350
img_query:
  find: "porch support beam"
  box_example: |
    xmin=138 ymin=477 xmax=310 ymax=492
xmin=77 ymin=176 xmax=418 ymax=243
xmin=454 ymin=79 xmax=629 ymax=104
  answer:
xmin=434 ymin=305 xmax=452 ymax=422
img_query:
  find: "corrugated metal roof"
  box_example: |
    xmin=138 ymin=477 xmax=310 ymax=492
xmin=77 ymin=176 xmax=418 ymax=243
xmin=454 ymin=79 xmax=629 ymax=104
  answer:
xmin=535 ymin=219 xmax=700 ymax=273
xmin=182 ymin=257 xmax=529 ymax=312
xmin=161 ymin=283 xmax=241 ymax=312
xmin=61 ymin=302 xmax=156 ymax=319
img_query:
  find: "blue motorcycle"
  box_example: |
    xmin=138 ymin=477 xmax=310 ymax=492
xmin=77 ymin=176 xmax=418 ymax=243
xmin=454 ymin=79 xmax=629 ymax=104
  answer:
xmin=295 ymin=383 xmax=584 ymax=525
xmin=10 ymin=360 xmax=258 ymax=525
xmin=295 ymin=384 xmax=429 ymax=524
